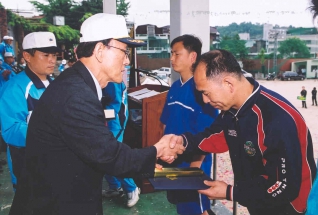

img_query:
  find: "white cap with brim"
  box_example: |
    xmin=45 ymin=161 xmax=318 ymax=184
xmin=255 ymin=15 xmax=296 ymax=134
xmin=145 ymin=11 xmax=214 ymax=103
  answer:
xmin=4 ymin=52 xmax=14 ymax=57
xmin=3 ymin=36 xmax=10 ymax=40
xmin=23 ymin=32 xmax=61 ymax=53
xmin=80 ymin=13 xmax=146 ymax=47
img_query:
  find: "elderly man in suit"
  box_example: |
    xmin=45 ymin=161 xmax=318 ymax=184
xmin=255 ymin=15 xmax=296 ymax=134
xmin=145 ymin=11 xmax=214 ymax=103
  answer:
xmin=10 ymin=13 xmax=184 ymax=215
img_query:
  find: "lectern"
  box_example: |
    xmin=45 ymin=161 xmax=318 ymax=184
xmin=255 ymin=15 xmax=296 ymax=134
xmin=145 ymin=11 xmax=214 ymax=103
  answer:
xmin=123 ymin=84 xmax=170 ymax=193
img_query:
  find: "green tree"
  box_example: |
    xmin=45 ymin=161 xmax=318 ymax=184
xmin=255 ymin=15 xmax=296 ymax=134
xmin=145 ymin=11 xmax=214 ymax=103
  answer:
xmin=30 ymin=0 xmax=75 ymax=25
xmin=258 ymin=48 xmax=266 ymax=74
xmin=278 ymin=37 xmax=311 ymax=59
xmin=217 ymin=22 xmax=263 ymax=39
xmin=117 ymin=0 xmax=130 ymax=17
xmin=219 ymin=34 xmax=248 ymax=59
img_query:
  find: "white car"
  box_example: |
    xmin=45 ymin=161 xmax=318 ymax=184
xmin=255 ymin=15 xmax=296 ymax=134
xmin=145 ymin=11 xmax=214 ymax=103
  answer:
xmin=242 ymin=69 xmax=253 ymax=78
xmin=151 ymin=67 xmax=171 ymax=77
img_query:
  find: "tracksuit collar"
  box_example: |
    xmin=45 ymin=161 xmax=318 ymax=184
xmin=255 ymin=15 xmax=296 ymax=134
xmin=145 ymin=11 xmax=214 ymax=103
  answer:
xmin=25 ymin=65 xmax=53 ymax=89
xmin=228 ymin=77 xmax=260 ymax=118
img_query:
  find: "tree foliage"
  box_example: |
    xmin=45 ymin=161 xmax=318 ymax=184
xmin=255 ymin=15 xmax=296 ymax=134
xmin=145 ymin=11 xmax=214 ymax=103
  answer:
xmin=219 ymin=34 xmax=249 ymax=59
xmin=258 ymin=48 xmax=266 ymax=65
xmin=117 ymin=0 xmax=130 ymax=17
xmin=278 ymin=37 xmax=311 ymax=59
xmin=217 ymin=22 xmax=263 ymax=39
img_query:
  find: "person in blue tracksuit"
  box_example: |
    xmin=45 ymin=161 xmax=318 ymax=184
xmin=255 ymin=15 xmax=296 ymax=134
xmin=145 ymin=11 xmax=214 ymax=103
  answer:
xmin=0 ymin=32 xmax=59 ymax=190
xmin=101 ymin=81 xmax=140 ymax=207
xmin=0 ymin=52 xmax=16 ymax=88
xmin=160 ymin=35 xmax=219 ymax=215
xmin=0 ymin=36 xmax=15 ymax=61
xmin=170 ymin=49 xmax=316 ymax=215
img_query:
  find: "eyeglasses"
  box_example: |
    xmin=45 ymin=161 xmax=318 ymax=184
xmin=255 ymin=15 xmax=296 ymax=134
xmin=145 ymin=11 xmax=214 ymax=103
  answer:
xmin=107 ymin=45 xmax=130 ymax=59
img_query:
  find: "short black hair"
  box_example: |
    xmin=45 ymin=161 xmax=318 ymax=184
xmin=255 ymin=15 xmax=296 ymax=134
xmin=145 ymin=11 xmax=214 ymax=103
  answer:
xmin=171 ymin=34 xmax=202 ymax=56
xmin=23 ymin=49 xmax=37 ymax=56
xmin=76 ymin=39 xmax=111 ymax=59
xmin=194 ymin=49 xmax=242 ymax=79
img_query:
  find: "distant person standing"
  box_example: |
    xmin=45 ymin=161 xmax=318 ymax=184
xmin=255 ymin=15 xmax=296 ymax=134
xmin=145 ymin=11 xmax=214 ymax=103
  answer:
xmin=0 ymin=52 xmax=17 ymax=88
xmin=0 ymin=36 xmax=15 ymax=61
xmin=312 ymin=87 xmax=317 ymax=106
xmin=301 ymin=86 xmax=307 ymax=108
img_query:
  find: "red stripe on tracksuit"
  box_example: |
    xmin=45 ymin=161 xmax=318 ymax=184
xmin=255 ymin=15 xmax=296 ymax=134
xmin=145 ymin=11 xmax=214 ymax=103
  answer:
xmin=261 ymin=91 xmax=312 ymax=212
xmin=198 ymin=131 xmax=229 ymax=153
xmin=252 ymin=105 xmax=267 ymax=166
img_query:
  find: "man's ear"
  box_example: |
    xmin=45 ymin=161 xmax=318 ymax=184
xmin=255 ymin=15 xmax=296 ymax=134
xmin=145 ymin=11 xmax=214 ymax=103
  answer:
xmin=22 ymin=51 xmax=31 ymax=63
xmin=190 ymin=52 xmax=197 ymax=64
xmin=223 ymin=75 xmax=235 ymax=93
xmin=94 ymin=42 xmax=105 ymax=63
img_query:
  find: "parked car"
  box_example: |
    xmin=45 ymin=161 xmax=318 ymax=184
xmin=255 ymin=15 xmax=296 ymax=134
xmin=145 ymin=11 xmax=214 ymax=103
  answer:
xmin=242 ymin=69 xmax=253 ymax=78
xmin=151 ymin=67 xmax=171 ymax=76
xmin=280 ymin=71 xmax=305 ymax=81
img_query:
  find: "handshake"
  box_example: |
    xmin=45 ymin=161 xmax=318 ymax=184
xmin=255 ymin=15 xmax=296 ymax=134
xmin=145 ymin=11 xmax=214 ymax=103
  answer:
xmin=154 ymin=134 xmax=185 ymax=163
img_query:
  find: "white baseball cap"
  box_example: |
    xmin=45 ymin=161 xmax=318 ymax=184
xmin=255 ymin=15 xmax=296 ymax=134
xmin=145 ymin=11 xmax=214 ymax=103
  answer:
xmin=23 ymin=32 xmax=60 ymax=53
xmin=4 ymin=52 xmax=14 ymax=57
xmin=80 ymin=13 xmax=146 ymax=47
xmin=3 ymin=36 xmax=11 ymax=40
xmin=61 ymin=59 xmax=67 ymax=64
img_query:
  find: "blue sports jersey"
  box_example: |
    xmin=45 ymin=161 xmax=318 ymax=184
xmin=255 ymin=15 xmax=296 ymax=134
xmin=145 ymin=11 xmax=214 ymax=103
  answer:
xmin=0 ymin=61 xmax=16 ymax=88
xmin=0 ymin=41 xmax=15 ymax=60
xmin=102 ymin=82 xmax=128 ymax=142
xmin=160 ymin=77 xmax=218 ymax=215
xmin=161 ymin=77 xmax=218 ymax=135
xmin=0 ymin=66 xmax=52 ymax=186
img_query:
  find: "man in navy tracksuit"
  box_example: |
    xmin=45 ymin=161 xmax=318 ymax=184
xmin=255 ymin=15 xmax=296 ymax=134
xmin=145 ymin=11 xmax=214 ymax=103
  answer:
xmin=167 ymin=49 xmax=316 ymax=215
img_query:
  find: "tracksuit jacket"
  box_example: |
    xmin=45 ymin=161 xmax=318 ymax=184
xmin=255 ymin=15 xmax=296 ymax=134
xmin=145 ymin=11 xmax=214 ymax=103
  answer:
xmin=0 ymin=66 xmax=52 ymax=186
xmin=183 ymin=78 xmax=316 ymax=215
xmin=0 ymin=61 xmax=16 ymax=88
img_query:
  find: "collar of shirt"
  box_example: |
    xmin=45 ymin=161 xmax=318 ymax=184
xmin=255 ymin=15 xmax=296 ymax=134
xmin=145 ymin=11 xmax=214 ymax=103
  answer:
xmin=25 ymin=66 xmax=53 ymax=89
xmin=86 ymin=67 xmax=102 ymax=101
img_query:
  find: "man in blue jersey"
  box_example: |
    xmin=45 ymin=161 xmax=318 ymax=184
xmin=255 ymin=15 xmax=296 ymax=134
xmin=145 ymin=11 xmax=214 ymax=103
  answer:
xmin=0 ymin=52 xmax=17 ymax=88
xmin=0 ymin=36 xmax=15 ymax=61
xmin=160 ymin=35 xmax=219 ymax=215
xmin=0 ymin=32 xmax=59 ymax=191
xmin=164 ymin=49 xmax=316 ymax=215
xmin=101 ymin=81 xmax=140 ymax=207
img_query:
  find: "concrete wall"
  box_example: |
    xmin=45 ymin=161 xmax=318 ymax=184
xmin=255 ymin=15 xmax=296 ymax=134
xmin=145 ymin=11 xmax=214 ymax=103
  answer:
xmin=170 ymin=0 xmax=209 ymax=82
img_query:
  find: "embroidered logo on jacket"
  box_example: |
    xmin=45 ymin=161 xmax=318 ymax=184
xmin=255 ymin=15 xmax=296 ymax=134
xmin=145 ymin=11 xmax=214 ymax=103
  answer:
xmin=244 ymin=141 xmax=256 ymax=156
xmin=228 ymin=129 xmax=237 ymax=137
xmin=267 ymin=181 xmax=282 ymax=194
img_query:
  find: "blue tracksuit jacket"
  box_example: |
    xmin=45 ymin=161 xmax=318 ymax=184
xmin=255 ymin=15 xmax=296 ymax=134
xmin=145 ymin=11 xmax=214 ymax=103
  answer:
xmin=0 ymin=41 xmax=15 ymax=60
xmin=0 ymin=61 xmax=16 ymax=88
xmin=102 ymin=81 xmax=128 ymax=141
xmin=0 ymin=66 xmax=52 ymax=185
xmin=183 ymin=78 xmax=316 ymax=214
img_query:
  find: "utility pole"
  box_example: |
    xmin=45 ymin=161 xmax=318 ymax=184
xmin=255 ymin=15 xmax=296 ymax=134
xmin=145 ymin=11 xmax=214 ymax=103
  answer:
xmin=268 ymin=29 xmax=285 ymax=75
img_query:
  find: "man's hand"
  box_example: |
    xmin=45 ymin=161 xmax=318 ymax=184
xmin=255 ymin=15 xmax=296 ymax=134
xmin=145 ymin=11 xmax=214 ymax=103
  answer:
xmin=198 ymin=180 xmax=228 ymax=200
xmin=154 ymin=134 xmax=184 ymax=163
xmin=2 ymin=70 xmax=11 ymax=80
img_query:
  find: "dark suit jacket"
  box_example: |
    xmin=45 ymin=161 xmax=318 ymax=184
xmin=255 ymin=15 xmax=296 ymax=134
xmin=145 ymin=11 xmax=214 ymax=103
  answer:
xmin=11 ymin=61 xmax=156 ymax=215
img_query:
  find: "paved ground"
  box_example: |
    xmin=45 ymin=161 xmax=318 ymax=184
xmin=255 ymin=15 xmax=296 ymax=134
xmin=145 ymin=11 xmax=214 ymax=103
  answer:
xmin=218 ymin=79 xmax=318 ymax=215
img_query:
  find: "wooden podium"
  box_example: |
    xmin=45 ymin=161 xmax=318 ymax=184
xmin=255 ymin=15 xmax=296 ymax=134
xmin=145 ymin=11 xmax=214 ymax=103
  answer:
xmin=123 ymin=84 xmax=170 ymax=193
